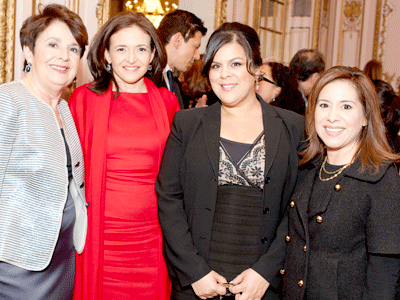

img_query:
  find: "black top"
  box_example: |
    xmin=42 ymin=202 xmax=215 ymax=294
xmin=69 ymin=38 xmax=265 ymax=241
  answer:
xmin=306 ymin=161 xmax=400 ymax=299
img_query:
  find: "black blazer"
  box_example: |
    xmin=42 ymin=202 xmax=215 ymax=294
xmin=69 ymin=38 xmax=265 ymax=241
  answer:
xmin=156 ymin=99 xmax=305 ymax=294
xmin=283 ymin=159 xmax=400 ymax=299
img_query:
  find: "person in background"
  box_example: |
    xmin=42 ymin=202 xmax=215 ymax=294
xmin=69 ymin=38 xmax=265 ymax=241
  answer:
xmin=156 ymin=23 xmax=304 ymax=300
xmin=364 ymin=59 xmax=383 ymax=81
xmin=283 ymin=66 xmax=400 ymax=300
xmin=289 ymin=49 xmax=325 ymax=104
xmin=69 ymin=12 xmax=180 ymax=300
xmin=257 ymin=62 xmax=305 ymax=115
xmin=0 ymin=4 xmax=88 ymax=299
xmin=180 ymin=55 xmax=211 ymax=108
xmin=157 ymin=9 xmax=207 ymax=109
xmin=373 ymin=79 xmax=400 ymax=153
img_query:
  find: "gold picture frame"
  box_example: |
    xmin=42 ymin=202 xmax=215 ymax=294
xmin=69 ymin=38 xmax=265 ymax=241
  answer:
xmin=0 ymin=0 xmax=16 ymax=84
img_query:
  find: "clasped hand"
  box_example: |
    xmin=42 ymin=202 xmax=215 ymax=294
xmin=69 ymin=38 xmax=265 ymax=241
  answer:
xmin=191 ymin=269 xmax=269 ymax=300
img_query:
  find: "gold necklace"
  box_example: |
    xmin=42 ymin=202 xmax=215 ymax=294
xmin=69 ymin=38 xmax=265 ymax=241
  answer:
xmin=319 ymin=156 xmax=350 ymax=181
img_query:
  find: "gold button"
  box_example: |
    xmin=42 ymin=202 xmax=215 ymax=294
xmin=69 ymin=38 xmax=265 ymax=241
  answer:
xmin=316 ymin=216 xmax=323 ymax=223
xmin=334 ymin=184 xmax=341 ymax=191
xmin=303 ymin=245 xmax=307 ymax=252
xmin=298 ymin=280 xmax=304 ymax=287
xmin=280 ymin=269 xmax=285 ymax=275
xmin=285 ymin=235 xmax=291 ymax=242
xmin=290 ymin=201 xmax=295 ymax=207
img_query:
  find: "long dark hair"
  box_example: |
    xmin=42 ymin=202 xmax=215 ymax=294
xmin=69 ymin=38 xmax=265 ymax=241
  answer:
xmin=87 ymin=12 xmax=166 ymax=96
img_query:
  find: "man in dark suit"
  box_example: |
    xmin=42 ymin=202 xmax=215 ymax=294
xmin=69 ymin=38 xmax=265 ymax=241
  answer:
xmin=157 ymin=10 xmax=207 ymax=109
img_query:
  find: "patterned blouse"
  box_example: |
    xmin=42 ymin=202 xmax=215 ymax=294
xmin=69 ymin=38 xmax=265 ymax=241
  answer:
xmin=218 ymin=133 xmax=265 ymax=189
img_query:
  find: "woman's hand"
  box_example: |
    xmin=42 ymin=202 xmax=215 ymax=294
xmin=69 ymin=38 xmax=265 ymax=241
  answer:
xmin=229 ymin=268 xmax=270 ymax=300
xmin=191 ymin=270 xmax=228 ymax=299
xmin=195 ymin=94 xmax=208 ymax=107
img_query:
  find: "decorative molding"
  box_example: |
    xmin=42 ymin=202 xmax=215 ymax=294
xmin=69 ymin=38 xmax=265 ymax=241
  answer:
xmin=312 ymin=0 xmax=322 ymax=49
xmin=343 ymin=0 xmax=362 ymax=31
xmin=373 ymin=0 xmax=382 ymax=59
xmin=33 ymin=0 xmax=79 ymax=13
xmin=0 ymin=0 xmax=16 ymax=83
xmin=337 ymin=0 xmax=344 ymax=65
xmin=253 ymin=0 xmax=262 ymax=30
xmin=377 ymin=0 xmax=393 ymax=61
xmin=214 ymin=0 xmax=227 ymax=29
xmin=96 ymin=0 xmax=109 ymax=29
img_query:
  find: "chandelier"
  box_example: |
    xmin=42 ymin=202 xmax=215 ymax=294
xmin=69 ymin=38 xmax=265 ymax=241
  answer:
xmin=124 ymin=0 xmax=178 ymax=27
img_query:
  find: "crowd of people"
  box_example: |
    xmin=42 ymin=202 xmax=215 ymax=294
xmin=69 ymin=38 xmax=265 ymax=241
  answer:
xmin=0 ymin=3 xmax=400 ymax=300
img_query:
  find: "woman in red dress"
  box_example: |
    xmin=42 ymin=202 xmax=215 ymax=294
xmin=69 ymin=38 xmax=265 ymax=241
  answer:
xmin=69 ymin=12 xmax=180 ymax=299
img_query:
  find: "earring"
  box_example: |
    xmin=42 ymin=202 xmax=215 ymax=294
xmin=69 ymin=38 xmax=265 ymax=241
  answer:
xmin=255 ymin=80 xmax=259 ymax=91
xmin=147 ymin=64 xmax=152 ymax=71
xmin=73 ymin=77 xmax=77 ymax=83
xmin=106 ymin=63 xmax=111 ymax=71
xmin=24 ymin=62 xmax=32 ymax=73
xmin=271 ymin=98 xmax=276 ymax=102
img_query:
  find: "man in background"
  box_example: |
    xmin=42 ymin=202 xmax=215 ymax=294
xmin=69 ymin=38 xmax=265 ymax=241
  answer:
xmin=158 ymin=10 xmax=207 ymax=109
xmin=289 ymin=49 xmax=325 ymax=105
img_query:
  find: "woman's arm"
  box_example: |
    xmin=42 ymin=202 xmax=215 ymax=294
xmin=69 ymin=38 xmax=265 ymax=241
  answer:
xmin=156 ymin=113 xmax=212 ymax=287
xmin=364 ymin=254 xmax=400 ymax=299
xmin=0 ymin=90 xmax=18 ymax=193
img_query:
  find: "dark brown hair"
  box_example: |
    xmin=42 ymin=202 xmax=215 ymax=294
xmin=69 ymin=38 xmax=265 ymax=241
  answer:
xmin=267 ymin=62 xmax=305 ymax=115
xmin=302 ymin=66 xmax=400 ymax=173
xmin=87 ymin=12 xmax=167 ymax=96
xmin=203 ymin=28 xmax=262 ymax=77
xmin=20 ymin=4 xmax=88 ymax=59
xmin=289 ymin=49 xmax=325 ymax=82
xmin=157 ymin=10 xmax=207 ymax=45
xmin=181 ymin=54 xmax=210 ymax=99
xmin=364 ymin=59 xmax=382 ymax=81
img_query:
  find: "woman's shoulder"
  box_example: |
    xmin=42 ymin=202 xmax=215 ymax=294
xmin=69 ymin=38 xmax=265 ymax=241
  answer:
xmin=158 ymin=86 xmax=180 ymax=109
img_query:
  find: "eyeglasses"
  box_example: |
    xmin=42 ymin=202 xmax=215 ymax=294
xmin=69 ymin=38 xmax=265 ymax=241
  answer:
xmin=260 ymin=76 xmax=276 ymax=86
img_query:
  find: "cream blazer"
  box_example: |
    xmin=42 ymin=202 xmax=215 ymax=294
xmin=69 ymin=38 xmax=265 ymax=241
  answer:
xmin=0 ymin=81 xmax=87 ymax=271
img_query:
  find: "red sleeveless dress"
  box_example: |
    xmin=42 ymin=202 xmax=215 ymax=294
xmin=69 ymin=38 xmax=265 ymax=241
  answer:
xmin=102 ymin=92 xmax=169 ymax=299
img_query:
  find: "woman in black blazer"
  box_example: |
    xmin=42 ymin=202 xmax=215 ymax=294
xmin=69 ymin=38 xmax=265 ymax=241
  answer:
xmin=156 ymin=23 xmax=304 ymax=300
xmin=283 ymin=66 xmax=400 ymax=299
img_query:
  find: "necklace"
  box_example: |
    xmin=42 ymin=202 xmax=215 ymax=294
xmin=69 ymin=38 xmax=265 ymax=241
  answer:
xmin=319 ymin=156 xmax=350 ymax=181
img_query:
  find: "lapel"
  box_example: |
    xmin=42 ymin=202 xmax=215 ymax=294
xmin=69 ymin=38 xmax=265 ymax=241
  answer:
xmin=260 ymin=101 xmax=283 ymax=178
xmin=294 ymin=166 xmax=318 ymax=232
xmin=172 ymin=77 xmax=184 ymax=109
xmin=201 ymin=102 xmax=222 ymax=177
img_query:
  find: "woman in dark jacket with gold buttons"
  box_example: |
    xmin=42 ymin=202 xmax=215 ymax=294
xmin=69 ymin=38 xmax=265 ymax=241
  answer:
xmin=283 ymin=66 xmax=400 ymax=300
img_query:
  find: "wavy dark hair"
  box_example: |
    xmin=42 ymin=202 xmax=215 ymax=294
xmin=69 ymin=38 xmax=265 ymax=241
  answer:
xmin=87 ymin=12 xmax=166 ymax=96
xmin=267 ymin=62 xmax=305 ymax=115
xmin=302 ymin=66 xmax=400 ymax=173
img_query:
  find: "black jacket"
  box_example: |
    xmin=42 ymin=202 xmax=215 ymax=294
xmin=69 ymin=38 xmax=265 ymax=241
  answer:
xmin=283 ymin=159 xmax=400 ymax=299
xmin=156 ymin=99 xmax=304 ymax=296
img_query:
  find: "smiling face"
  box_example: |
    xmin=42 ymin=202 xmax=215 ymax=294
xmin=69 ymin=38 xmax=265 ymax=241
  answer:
xmin=24 ymin=21 xmax=81 ymax=93
xmin=315 ymin=79 xmax=367 ymax=164
xmin=208 ymin=42 xmax=257 ymax=108
xmin=105 ymin=25 xmax=154 ymax=93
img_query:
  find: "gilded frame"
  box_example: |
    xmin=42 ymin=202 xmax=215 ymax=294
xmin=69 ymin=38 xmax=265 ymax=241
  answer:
xmin=214 ymin=0 xmax=227 ymax=29
xmin=0 ymin=0 xmax=16 ymax=83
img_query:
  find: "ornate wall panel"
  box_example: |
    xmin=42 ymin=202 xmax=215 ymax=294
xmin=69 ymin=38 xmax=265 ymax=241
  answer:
xmin=375 ymin=0 xmax=399 ymax=93
xmin=0 ymin=0 xmax=16 ymax=83
xmin=338 ymin=0 xmax=364 ymax=66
